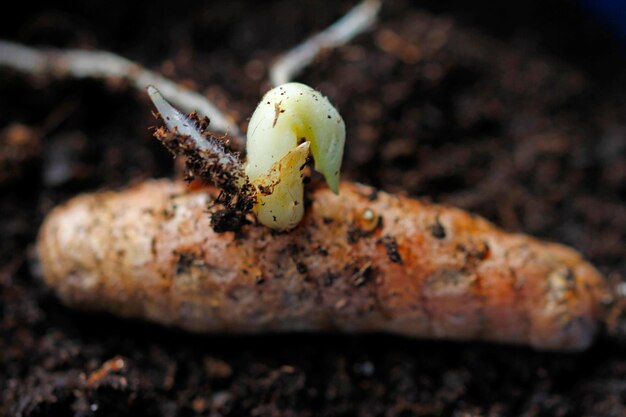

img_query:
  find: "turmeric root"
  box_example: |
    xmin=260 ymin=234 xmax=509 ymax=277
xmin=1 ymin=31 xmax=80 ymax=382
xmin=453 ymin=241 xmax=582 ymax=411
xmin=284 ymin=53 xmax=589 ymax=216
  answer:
xmin=37 ymin=179 xmax=610 ymax=350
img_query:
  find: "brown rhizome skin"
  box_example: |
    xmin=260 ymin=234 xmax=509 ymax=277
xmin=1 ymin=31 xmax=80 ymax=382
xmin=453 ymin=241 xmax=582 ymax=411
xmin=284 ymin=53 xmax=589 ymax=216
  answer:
xmin=38 ymin=178 xmax=610 ymax=351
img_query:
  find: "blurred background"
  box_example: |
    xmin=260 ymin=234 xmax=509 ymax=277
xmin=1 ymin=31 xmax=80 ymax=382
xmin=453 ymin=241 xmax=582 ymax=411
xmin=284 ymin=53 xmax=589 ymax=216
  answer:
xmin=1 ymin=1 xmax=626 ymax=416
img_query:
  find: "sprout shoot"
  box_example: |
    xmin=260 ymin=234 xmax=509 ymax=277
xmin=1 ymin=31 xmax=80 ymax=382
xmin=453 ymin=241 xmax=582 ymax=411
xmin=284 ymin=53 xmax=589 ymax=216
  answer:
xmin=148 ymin=83 xmax=345 ymax=231
xmin=245 ymin=83 xmax=345 ymax=229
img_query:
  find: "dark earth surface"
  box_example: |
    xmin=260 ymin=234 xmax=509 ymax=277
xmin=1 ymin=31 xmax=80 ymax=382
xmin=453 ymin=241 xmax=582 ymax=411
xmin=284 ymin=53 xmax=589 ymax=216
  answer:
xmin=2 ymin=0 xmax=626 ymax=416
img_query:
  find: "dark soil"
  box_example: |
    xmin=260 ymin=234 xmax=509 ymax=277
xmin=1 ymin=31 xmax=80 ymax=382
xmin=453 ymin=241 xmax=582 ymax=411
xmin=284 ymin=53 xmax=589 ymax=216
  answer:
xmin=2 ymin=1 xmax=626 ymax=416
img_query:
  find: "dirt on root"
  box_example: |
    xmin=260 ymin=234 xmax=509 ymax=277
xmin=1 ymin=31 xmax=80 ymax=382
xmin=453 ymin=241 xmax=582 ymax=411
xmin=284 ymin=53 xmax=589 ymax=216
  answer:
xmin=2 ymin=0 xmax=626 ymax=416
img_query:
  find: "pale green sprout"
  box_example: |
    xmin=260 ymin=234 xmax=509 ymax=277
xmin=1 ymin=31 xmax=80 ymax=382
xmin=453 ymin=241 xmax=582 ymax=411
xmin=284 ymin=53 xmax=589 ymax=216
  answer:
xmin=245 ymin=83 xmax=345 ymax=230
xmin=148 ymin=82 xmax=345 ymax=231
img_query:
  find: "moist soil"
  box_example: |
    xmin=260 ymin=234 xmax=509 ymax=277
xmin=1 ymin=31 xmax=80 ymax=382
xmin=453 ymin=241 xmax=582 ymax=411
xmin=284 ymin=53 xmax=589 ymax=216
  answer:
xmin=2 ymin=1 xmax=626 ymax=416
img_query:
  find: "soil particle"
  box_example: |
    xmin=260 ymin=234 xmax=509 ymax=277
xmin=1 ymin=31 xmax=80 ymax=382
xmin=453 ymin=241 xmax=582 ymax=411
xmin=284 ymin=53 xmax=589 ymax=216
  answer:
xmin=379 ymin=235 xmax=403 ymax=264
xmin=0 ymin=123 xmax=41 ymax=185
xmin=430 ymin=215 xmax=447 ymax=239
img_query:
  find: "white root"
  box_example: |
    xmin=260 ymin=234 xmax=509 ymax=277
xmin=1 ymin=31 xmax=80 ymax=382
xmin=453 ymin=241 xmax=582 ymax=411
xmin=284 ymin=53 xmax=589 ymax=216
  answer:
xmin=147 ymin=86 xmax=242 ymax=170
xmin=269 ymin=0 xmax=382 ymax=86
xmin=0 ymin=40 xmax=245 ymax=149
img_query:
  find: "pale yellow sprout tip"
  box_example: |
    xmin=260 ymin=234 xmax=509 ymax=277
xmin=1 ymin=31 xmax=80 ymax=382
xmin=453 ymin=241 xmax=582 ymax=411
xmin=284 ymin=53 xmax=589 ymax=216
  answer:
xmin=245 ymin=82 xmax=346 ymax=229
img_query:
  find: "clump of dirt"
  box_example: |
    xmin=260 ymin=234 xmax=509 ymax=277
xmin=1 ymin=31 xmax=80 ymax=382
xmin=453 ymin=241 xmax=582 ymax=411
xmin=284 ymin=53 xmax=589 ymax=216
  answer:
xmin=0 ymin=123 xmax=41 ymax=185
xmin=1 ymin=1 xmax=626 ymax=416
xmin=152 ymin=113 xmax=255 ymax=234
